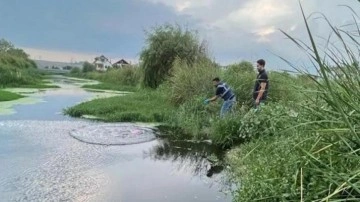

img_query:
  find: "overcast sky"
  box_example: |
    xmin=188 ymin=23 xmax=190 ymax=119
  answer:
xmin=0 ymin=0 xmax=359 ymax=70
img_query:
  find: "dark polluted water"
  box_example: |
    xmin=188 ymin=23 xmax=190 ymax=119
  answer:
xmin=0 ymin=76 xmax=233 ymax=202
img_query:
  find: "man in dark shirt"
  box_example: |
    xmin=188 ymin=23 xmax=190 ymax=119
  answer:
xmin=253 ymin=59 xmax=269 ymax=108
xmin=204 ymin=77 xmax=236 ymax=118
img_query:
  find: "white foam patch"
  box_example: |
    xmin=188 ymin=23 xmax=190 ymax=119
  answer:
xmin=69 ymin=123 xmax=157 ymax=146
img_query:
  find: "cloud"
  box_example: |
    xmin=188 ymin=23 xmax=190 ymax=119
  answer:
xmin=2 ymin=0 xmax=360 ymax=68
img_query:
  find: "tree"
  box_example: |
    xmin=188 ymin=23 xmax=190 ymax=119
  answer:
xmin=140 ymin=24 xmax=208 ymax=88
xmin=82 ymin=62 xmax=96 ymax=73
xmin=0 ymin=39 xmax=14 ymax=52
xmin=6 ymin=48 xmax=29 ymax=58
xmin=0 ymin=39 xmax=29 ymax=59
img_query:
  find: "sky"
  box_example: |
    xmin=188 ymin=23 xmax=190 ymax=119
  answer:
xmin=0 ymin=0 xmax=359 ymax=70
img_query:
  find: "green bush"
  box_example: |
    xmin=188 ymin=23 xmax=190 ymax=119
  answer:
xmin=166 ymin=57 xmax=220 ymax=105
xmin=166 ymin=96 xmax=219 ymax=139
xmin=209 ymin=112 xmax=244 ymax=148
xmin=225 ymin=61 xmax=255 ymax=73
xmin=82 ymin=62 xmax=96 ymax=73
xmin=0 ymin=64 xmax=40 ymax=86
xmin=0 ymin=50 xmax=36 ymax=69
xmin=238 ymin=103 xmax=300 ymax=141
xmin=223 ymin=66 xmax=255 ymax=106
xmin=140 ymin=24 xmax=208 ymax=88
xmin=70 ymin=67 xmax=81 ymax=74
xmin=77 ymin=66 xmax=142 ymax=87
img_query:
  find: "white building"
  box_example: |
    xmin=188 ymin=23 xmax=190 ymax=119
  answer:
xmin=93 ymin=55 xmax=112 ymax=71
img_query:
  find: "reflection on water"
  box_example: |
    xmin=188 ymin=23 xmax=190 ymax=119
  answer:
xmin=146 ymin=138 xmax=227 ymax=179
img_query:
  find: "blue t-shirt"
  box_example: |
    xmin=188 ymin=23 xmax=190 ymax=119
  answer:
xmin=216 ymin=82 xmax=235 ymax=101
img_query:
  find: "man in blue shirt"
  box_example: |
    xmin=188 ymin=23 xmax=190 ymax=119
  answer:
xmin=204 ymin=77 xmax=236 ymax=118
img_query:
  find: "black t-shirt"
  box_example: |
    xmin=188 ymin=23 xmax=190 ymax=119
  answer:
xmin=253 ymin=70 xmax=269 ymax=100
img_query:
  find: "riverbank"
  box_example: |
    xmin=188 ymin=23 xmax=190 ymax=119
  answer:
xmin=82 ymin=83 xmax=137 ymax=92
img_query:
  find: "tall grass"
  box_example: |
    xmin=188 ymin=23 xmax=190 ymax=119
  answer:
xmin=166 ymin=57 xmax=220 ymax=105
xmin=0 ymin=54 xmax=43 ymax=87
xmin=230 ymin=3 xmax=360 ymax=201
xmin=287 ymin=4 xmax=360 ymax=200
xmin=70 ymin=66 xmax=142 ymax=90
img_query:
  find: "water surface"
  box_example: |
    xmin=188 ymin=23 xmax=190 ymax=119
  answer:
xmin=0 ymin=76 xmax=232 ymax=202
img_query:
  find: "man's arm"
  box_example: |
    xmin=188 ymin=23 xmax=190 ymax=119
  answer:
xmin=209 ymin=95 xmax=219 ymax=102
xmin=255 ymin=82 xmax=267 ymax=105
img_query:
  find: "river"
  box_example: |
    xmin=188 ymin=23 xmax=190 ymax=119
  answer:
xmin=0 ymin=76 xmax=232 ymax=202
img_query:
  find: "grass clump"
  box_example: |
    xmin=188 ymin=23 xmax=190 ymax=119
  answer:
xmin=64 ymin=90 xmax=174 ymax=122
xmin=0 ymin=90 xmax=24 ymax=101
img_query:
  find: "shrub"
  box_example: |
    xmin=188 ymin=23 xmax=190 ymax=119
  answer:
xmin=79 ymin=66 xmax=142 ymax=87
xmin=82 ymin=62 xmax=96 ymax=73
xmin=238 ymin=103 xmax=300 ymax=141
xmin=140 ymin=24 xmax=208 ymax=88
xmin=166 ymin=57 xmax=220 ymax=105
xmin=209 ymin=112 xmax=244 ymax=148
xmin=223 ymin=66 xmax=255 ymax=107
xmin=70 ymin=67 xmax=81 ymax=74
xmin=166 ymin=96 xmax=213 ymax=138
xmin=225 ymin=61 xmax=255 ymax=73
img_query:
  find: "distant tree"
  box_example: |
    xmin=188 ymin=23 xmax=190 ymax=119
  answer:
xmin=82 ymin=62 xmax=96 ymax=73
xmin=226 ymin=61 xmax=254 ymax=73
xmin=63 ymin=66 xmax=73 ymax=70
xmin=70 ymin=67 xmax=81 ymax=74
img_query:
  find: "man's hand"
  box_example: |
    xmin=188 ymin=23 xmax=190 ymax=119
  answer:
xmin=204 ymin=99 xmax=210 ymax=105
xmin=255 ymin=99 xmax=260 ymax=106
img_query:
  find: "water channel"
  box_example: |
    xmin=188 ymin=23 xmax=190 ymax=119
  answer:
xmin=0 ymin=75 xmax=232 ymax=202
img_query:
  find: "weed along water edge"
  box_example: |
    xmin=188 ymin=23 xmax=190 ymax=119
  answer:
xmin=0 ymin=76 xmax=232 ymax=202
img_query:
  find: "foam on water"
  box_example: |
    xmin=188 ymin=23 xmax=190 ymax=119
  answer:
xmin=69 ymin=123 xmax=157 ymax=146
